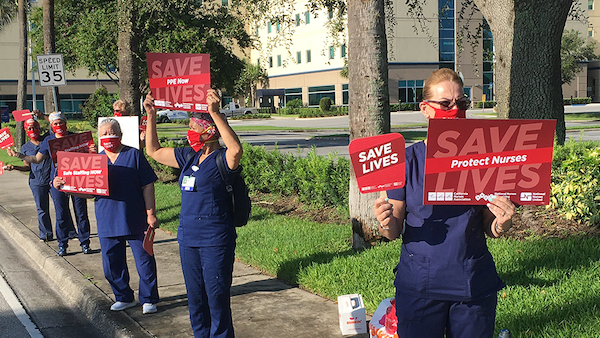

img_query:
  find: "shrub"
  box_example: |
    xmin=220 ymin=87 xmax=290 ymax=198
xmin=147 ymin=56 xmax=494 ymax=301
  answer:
xmin=319 ymin=97 xmax=332 ymax=112
xmin=550 ymin=140 xmax=600 ymax=224
xmin=563 ymin=97 xmax=592 ymax=105
xmin=286 ymin=99 xmax=303 ymax=109
xmin=400 ymin=103 xmax=420 ymax=111
xmin=82 ymin=87 xmax=118 ymax=127
xmin=476 ymin=101 xmax=496 ymax=108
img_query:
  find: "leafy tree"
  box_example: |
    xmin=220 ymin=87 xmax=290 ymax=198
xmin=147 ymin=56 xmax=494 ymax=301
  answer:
xmin=82 ymin=87 xmax=119 ymax=127
xmin=30 ymin=0 xmax=252 ymax=114
xmin=561 ymin=29 xmax=597 ymax=85
xmin=234 ymin=59 xmax=269 ymax=107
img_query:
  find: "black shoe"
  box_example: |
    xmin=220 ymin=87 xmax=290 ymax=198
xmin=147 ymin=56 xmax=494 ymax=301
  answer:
xmin=40 ymin=236 xmax=53 ymax=242
xmin=82 ymin=244 xmax=91 ymax=254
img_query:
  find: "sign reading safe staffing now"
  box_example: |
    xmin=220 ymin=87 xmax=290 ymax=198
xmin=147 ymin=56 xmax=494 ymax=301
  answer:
xmin=147 ymin=53 xmax=211 ymax=112
xmin=349 ymin=133 xmax=405 ymax=194
xmin=57 ymin=151 xmax=109 ymax=196
xmin=424 ymin=119 xmax=556 ymax=205
xmin=47 ymin=131 xmax=95 ymax=163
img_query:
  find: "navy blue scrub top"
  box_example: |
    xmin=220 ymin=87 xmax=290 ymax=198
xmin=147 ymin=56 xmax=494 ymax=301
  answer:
xmin=39 ymin=131 xmax=68 ymax=180
xmin=174 ymin=147 xmax=236 ymax=247
xmin=387 ymin=141 xmax=505 ymax=302
xmin=94 ymin=146 xmax=158 ymax=238
xmin=21 ymin=134 xmax=51 ymax=186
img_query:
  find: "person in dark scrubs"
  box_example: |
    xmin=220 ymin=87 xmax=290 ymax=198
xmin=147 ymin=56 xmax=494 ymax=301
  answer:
xmin=8 ymin=112 xmax=92 ymax=257
xmin=4 ymin=118 xmax=53 ymax=241
xmin=143 ymin=89 xmax=242 ymax=338
xmin=53 ymin=118 xmax=159 ymax=314
xmin=373 ymin=68 xmax=516 ymax=338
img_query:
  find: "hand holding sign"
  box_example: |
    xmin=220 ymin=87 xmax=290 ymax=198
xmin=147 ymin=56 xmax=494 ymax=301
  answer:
xmin=349 ymin=133 xmax=405 ymax=194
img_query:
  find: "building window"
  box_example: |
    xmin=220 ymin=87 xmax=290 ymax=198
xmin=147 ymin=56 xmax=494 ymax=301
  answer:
xmin=328 ymin=10 xmax=333 ymax=19
xmin=589 ymin=0 xmax=594 ymax=10
xmin=342 ymin=84 xmax=349 ymax=105
xmin=398 ymin=80 xmax=424 ymax=104
xmin=221 ymin=0 xmax=228 ymax=5
xmin=285 ymin=87 xmax=302 ymax=105
xmin=308 ymin=85 xmax=335 ymax=106
xmin=589 ymin=28 xmax=594 ymax=37
xmin=329 ymin=46 xmax=335 ymax=59
xmin=305 ymin=11 xmax=310 ymax=24
xmin=438 ymin=0 xmax=455 ymax=68
xmin=341 ymin=44 xmax=346 ymax=58
xmin=276 ymin=22 xmax=280 ymax=32
xmin=268 ymin=22 xmax=271 ymax=33
xmin=482 ymin=19 xmax=494 ymax=101
xmin=296 ymin=14 xmax=300 ymax=26
xmin=277 ymin=55 xmax=282 ymax=67
xmin=255 ymin=27 xmax=259 ymax=36
xmin=269 ymin=57 xmax=273 ymax=68
xmin=306 ymin=50 xmax=311 ymax=63
xmin=297 ymin=51 xmax=301 ymax=64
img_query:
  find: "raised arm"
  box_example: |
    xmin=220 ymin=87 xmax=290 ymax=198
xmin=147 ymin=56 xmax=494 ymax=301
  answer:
xmin=7 ymin=147 xmax=47 ymax=164
xmin=206 ymin=90 xmax=242 ymax=170
xmin=143 ymin=92 xmax=178 ymax=168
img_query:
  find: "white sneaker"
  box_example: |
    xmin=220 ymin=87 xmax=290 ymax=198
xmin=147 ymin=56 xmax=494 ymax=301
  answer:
xmin=110 ymin=301 xmax=137 ymax=311
xmin=142 ymin=303 xmax=157 ymax=314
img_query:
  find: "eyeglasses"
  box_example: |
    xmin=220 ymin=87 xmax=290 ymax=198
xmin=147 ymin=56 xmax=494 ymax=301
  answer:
xmin=424 ymin=96 xmax=470 ymax=111
xmin=113 ymin=109 xmax=122 ymax=113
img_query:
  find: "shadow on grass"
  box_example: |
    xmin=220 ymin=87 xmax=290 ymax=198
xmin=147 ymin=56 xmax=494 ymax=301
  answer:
xmin=498 ymin=236 xmax=600 ymax=288
xmin=276 ymin=249 xmax=357 ymax=286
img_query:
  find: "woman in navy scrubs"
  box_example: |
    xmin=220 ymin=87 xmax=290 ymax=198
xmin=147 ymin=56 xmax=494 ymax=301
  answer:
xmin=373 ymin=68 xmax=516 ymax=338
xmin=54 ymin=118 xmax=160 ymax=314
xmin=143 ymin=89 xmax=242 ymax=338
xmin=8 ymin=112 xmax=91 ymax=256
xmin=5 ymin=118 xmax=53 ymax=241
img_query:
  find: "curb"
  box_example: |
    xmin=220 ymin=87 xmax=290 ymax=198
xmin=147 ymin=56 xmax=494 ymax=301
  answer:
xmin=0 ymin=205 xmax=153 ymax=338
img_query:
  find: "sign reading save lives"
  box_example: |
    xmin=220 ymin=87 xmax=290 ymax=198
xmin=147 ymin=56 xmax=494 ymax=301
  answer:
xmin=349 ymin=133 xmax=405 ymax=194
xmin=146 ymin=53 xmax=210 ymax=112
xmin=36 ymin=54 xmax=66 ymax=87
xmin=424 ymin=119 xmax=556 ymax=205
xmin=57 ymin=151 xmax=109 ymax=196
xmin=47 ymin=131 xmax=94 ymax=163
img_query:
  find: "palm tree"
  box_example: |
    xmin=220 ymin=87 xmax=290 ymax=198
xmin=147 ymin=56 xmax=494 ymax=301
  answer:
xmin=0 ymin=0 xmax=17 ymax=31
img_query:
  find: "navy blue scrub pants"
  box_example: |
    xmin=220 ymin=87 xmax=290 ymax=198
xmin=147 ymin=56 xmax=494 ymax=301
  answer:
xmin=395 ymin=292 xmax=497 ymax=338
xmin=180 ymin=244 xmax=235 ymax=338
xmin=29 ymin=182 xmax=52 ymax=240
xmin=50 ymin=186 xmax=90 ymax=249
xmin=99 ymin=235 xmax=159 ymax=305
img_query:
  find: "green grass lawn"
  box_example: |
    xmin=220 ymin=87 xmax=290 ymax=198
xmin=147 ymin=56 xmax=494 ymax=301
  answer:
xmin=153 ymin=180 xmax=600 ymax=337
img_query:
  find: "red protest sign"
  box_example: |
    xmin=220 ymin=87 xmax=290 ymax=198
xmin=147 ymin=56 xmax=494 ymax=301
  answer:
xmin=139 ymin=116 xmax=147 ymax=131
xmin=47 ymin=131 xmax=94 ymax=163
xmin=349 ymin=133 xmax=406 ymax=194
xmin=56 ymin=151 xmax=109 ymax=196
xmin=12 ymin=109 xmax=33 ymax=122
xmin=0 ymin=161 xmax=4 ymax=175
xmin=424 ymin=119 xmax=556 ymax=205
xmin=143 ymin=227 xmax=155 ymax=256
xmin=0 ymin=127 xmax=15 ymax=149
xmin=147 ymin=53 xmax=211 ymax=112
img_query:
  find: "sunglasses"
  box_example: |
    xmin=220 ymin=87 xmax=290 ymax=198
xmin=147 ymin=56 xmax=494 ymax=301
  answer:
xmin=424 ymin=96 xmax=470 ymax=110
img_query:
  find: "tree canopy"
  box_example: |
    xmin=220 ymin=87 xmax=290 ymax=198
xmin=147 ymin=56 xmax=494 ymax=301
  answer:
xmin=29 ymin=0 xmax=252 ymax=95
xmin=561 ymin=29 xmax=598 ymax=85
xmin=0 ymin=0 xmax=17 ymax=30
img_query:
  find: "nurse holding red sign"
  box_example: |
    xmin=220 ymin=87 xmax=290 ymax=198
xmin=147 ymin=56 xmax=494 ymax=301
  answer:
xmin=372 ymin=69 xmax=514 ymax=338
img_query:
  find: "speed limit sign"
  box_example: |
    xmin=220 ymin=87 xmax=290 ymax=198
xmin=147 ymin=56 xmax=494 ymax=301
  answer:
xmin=36 ymin=54 xmax=67 ymax=87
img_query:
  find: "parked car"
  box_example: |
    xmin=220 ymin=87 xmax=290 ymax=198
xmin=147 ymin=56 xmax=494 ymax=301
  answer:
xmin=157 ymin=110 xmax=189 ymax=123
xmin=219 ymin=104 xmax=258 ymax=117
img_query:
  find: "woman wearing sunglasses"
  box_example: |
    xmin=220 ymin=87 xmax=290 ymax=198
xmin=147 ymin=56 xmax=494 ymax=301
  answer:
xmin=373 ymin=68 xmax=515 ymax=337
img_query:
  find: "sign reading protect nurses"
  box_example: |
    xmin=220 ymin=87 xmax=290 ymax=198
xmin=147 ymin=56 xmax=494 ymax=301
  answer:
xmin=424 ymin=119 xmax=556 ymax=205
xmin=146 ymin=53 xmax=211 ymax=112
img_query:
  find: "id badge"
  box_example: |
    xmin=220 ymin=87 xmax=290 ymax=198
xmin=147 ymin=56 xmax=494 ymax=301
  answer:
xmin=181 ymin=176 xmax=196 ymax=191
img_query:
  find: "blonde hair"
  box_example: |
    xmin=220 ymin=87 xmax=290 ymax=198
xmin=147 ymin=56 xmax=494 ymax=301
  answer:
xmin=422 ymin=68 xmax=464 ymax=101
xmin=112 ymin=99 xmax=131 ymax=115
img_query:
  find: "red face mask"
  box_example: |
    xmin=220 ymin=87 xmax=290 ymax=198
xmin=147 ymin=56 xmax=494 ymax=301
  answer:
xmin=26 ymin=129 xmax=40 ymax=141
xmin=52 ymin=123 xmax=66 ymax=136
xmin=100 ymin=135 xmax=121 ymax=153
xmin=187 ymin=130 xmax=206 ymax=152
xmin=113 ymin=112 xmax=123 ymax=117
xmin=425 ymin=103 xmax=466 ymax=119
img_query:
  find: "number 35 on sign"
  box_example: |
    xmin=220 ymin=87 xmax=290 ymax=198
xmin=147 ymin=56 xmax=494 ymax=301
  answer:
xmin=36 ymin=54 xmax=67 ymax=87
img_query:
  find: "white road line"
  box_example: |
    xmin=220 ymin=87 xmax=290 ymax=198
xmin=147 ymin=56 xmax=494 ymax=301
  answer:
xmin=0 ymin=274 xmax=44 ymax=338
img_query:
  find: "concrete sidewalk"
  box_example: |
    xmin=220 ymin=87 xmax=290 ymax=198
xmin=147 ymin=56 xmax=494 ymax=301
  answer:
xmin=0 ymin=170 xmax=368 ymax=338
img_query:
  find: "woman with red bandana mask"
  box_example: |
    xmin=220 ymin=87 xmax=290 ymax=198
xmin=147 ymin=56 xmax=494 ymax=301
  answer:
xmin=373 ymin=68 xmax=515 ymax=338
xmin=4 ymin=118 xmax=54 ymax=241
xmin=143 ymin=88 xmax=242 ymax=338
xmin=54 ymin=118 xmax=160 ymax=315
xmin=7 ymin=112 xmax=92 ymax=257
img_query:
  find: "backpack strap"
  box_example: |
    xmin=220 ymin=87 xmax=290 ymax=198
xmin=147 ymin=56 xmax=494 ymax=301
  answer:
xmin=216 ymin=152 xmax=233 ymax=194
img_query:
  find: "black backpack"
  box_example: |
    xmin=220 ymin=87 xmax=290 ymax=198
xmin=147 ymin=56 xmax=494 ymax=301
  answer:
xmin=215 ymin=153 xmax=252 ymax=227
